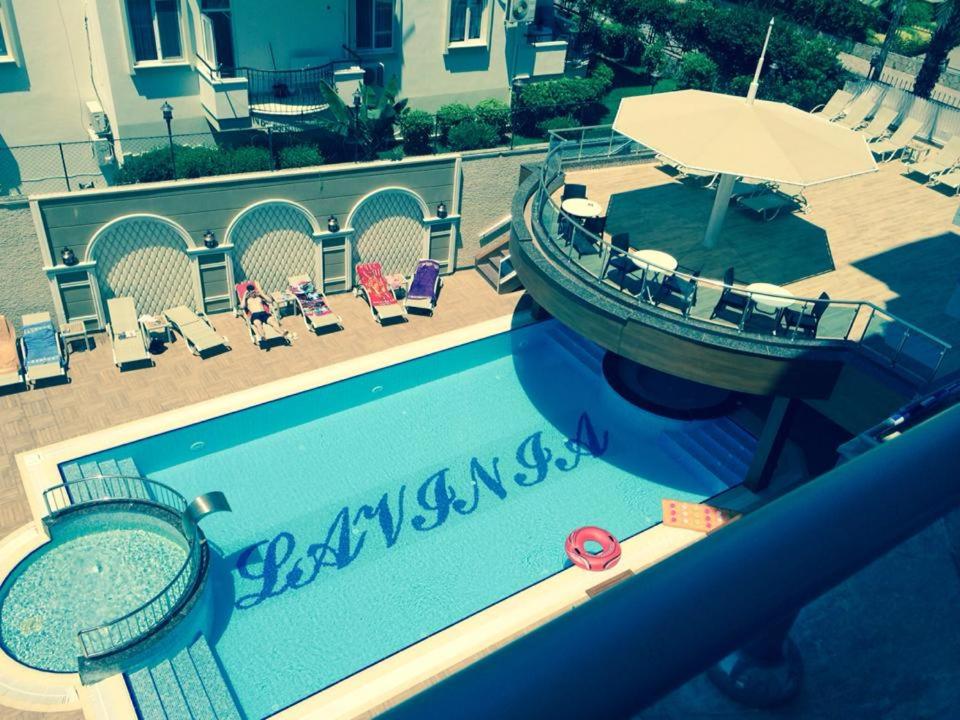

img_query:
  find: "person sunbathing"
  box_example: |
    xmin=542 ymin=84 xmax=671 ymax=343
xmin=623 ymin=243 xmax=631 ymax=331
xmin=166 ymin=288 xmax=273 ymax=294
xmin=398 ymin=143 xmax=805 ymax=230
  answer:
xmin=243 ymin=284 xmax=292 ymax=342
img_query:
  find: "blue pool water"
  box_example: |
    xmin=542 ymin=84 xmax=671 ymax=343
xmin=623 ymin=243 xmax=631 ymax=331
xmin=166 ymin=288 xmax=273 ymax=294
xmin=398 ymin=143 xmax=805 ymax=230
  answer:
xmin=0 ymin=512 xmax=187 ymax=671
xmin=72 ymin=321 xmax=736 ymax=718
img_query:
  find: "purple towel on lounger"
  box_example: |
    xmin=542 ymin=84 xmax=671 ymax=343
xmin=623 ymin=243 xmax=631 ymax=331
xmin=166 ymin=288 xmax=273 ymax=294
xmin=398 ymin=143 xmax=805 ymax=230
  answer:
xmin=408 ymin=260 xmax=440 ymax=300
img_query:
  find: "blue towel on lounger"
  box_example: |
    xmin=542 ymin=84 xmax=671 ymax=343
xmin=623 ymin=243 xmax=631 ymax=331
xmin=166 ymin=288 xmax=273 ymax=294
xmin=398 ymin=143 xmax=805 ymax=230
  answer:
xmin=22 ymin=322 xmax=60 ymax=367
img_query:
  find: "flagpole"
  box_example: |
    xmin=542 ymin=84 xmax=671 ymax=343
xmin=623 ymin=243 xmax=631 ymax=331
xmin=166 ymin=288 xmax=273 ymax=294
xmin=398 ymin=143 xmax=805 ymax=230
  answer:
xmin=746 ymin=18 xmax=775 ymax=104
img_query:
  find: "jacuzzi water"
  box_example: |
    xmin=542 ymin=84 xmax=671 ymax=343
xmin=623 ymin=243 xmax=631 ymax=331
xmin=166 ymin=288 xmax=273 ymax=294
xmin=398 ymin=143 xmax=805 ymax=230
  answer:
xmin=69 ymin=321 xmax=737 ymax=718
xmin=0 ymin=512 xmax=187 ymax=671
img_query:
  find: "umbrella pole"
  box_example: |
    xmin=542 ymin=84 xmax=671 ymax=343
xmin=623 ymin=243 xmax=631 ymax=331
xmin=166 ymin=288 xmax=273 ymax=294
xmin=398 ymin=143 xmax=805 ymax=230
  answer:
xmin=704 ymin=173 xmax=736 ymax=248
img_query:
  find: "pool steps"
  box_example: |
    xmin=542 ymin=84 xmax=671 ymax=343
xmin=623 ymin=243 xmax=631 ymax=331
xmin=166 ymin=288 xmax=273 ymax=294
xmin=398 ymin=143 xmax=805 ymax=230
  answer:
xmin=659 ymin=418 xmax=757 ymax=487
xmin=126 ymin=636 xmax=241 ymax=720
xmin=60 ymin=458 xmax=143 ymax=502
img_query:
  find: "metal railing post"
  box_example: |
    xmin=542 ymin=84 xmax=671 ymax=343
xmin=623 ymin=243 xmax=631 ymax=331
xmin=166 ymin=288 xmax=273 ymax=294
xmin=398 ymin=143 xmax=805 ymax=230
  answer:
xmin=58 ymin=143 xmax=71 ymax=192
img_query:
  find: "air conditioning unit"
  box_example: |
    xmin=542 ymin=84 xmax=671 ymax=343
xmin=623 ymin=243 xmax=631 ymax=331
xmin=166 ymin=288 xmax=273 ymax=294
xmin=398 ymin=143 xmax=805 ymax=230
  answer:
xmin=85 ymin=100 xmax=111 ymax=137
xmin=91 ymin=138 xmax=115 ymax=166
xmin=505 ymin=0 xmax=537 ymax=26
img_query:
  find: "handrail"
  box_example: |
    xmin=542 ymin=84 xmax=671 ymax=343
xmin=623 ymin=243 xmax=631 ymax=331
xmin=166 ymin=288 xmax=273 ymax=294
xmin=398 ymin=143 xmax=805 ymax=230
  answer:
xmin=534 ymin=126 xmax=951 ymax=383
xmin=42 ymin=475 xmax=203 ymax=660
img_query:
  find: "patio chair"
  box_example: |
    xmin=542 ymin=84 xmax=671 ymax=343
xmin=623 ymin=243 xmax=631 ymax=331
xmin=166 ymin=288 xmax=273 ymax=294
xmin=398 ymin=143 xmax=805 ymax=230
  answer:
xmin=856 ymin=107 xmax=897 ymax=142
xmin=709 ymin=268 xmax=751 ymax=325
xmin=834 ymin=93 xmax=874 ymax=129
xmin=869 ymin=117 xmax=922 ymax=163
xmin=105 ymin=297 xmax=151 ymax=370
xmin=404 ymin=259 xmax=443 ymax=316
xmin=19 ymin=312 xmax=66 ymax=387
xmin=288 ymin=275 xmax=343 ymax=334
xmin=235 ymin=281 xmax=289 ymax=349
xmin=573 ymin=215 xmax=605 ymax=259
xmin=811 ymin=89 xmax=853 ymax=119
xmin=163 ymin=306 xmax=230 ymax=358
xmin=602 ymin=233 xmax=636 ymax=287
xmin=736 ymin=184 xmax=806 ymax=221
xmin=0 ymin=315 xmax=23 ymax=390
xmin=561 ymin=183 xmax=587 ymax=202
xmin=904 ymin=135 xmax=960 ymax=184
xmin=355 ymin=262 xmax=407 ymax=326
xmin=654 ymin=269 xmax=701 ymax=318
xmin=780 ymin=292 xmax=830 ymax=337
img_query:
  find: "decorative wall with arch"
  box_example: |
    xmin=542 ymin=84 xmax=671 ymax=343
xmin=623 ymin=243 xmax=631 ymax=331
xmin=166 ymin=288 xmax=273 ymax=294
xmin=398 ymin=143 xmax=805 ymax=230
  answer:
xmin=88 ymin=216 xmax=199 ymax=316
xmin=348 ymin=188 xmax=429 ymax=276
xmin=226 ymin=201 xmax=322 ymax=292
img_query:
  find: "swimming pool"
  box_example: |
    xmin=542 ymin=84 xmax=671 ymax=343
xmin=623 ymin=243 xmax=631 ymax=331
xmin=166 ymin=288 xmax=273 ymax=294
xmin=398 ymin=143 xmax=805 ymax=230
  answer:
xmin=69 ymin=321 xmax=738 ymax=718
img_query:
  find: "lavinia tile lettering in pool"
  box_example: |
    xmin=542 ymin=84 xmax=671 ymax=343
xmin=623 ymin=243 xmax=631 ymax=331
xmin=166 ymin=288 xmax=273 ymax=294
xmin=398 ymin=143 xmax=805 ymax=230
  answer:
xmin=234 ymin=412 xmax=609 ymax=609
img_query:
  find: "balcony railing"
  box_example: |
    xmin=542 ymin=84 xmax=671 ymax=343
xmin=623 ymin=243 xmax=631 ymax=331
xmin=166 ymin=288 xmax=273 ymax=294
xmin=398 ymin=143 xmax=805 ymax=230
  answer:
xmin=43 ymin=475 xmax=203 ymax=660
xmin=532 ymin=126 xmax=951 ymax=386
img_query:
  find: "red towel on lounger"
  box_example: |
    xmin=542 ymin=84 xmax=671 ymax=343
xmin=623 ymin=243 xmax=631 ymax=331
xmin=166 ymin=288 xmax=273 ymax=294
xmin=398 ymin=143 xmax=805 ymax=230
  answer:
xmin=356 ymin=263 xmax=397 ymax=307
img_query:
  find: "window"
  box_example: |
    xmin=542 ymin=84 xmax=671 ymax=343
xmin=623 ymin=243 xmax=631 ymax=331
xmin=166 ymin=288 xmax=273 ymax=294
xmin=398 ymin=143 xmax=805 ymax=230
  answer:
xmin=449 ymin=0 xmax=485 ymax=44
xmin=0 ymin=15 xmax=7 ymax=57
xmin=355 ymin=0 xmax=393 ymax=51
xmin=126 ymin=0 xmax=183 ymax=63
xmin=200 ymin=0 xmax=235 ymax=72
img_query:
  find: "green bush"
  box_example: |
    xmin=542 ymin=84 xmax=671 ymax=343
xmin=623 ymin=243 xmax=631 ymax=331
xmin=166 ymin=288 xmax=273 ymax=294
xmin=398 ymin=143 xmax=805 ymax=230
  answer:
xmin=475 ymin=99 xmax=511 ymax=139
xmin=512 ymin=65 xmax=612 ymax=136
xmin=115 ymin=146 xmax=175 ymax=184
xmin=436 ymin=103 xmax=475 ymax=142
xmin=175 ymin=146 xmax=225 ymax=179
xmin=397 ymin=109 xmax=435 ymax=154
xmin=537 ymin=115 xmax=579 ymax=135
xmin=278 ymin=144 xmax=324 ymax=169
xmin=382 ymin=146 xmax=405 ymax=161
xmin=637 ymin=38 xmax=667 ymax=78
xmin=222 ymin=146 xmax=273 ymax=174
xmin=446 ymin=120 xmax=500 ymax=151
xmin=676 ymin=51 xmax=718 ymax=91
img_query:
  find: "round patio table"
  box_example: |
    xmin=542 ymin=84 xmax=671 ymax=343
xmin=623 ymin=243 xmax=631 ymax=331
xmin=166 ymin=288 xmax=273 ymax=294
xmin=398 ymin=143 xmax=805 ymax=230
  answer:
xmin=745 ymin=282 xmax=795 ymax=312
xmin=630 ymin=249 xmax=678 ymax=275
xmin=561 ymin=198 xmax=603 ymax=220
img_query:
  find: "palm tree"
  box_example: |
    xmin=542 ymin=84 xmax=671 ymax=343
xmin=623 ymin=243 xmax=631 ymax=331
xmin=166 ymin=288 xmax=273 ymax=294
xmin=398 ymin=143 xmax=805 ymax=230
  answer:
xmin=914 ymin=0 xmax=960 ymax=98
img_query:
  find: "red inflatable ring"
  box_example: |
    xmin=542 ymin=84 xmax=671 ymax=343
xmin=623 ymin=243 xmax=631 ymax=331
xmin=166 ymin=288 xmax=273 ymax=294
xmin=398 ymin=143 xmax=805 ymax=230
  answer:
xmin=565 ymin=526 xmax=622 ymax=571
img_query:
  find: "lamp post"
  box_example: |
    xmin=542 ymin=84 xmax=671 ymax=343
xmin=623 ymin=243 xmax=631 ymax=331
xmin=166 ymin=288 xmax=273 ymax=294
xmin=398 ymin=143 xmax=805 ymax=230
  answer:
xmin=161 ymin=101 xmax=175 ymax=177
xmin=352 ymin=86 xmax=363 ymax=162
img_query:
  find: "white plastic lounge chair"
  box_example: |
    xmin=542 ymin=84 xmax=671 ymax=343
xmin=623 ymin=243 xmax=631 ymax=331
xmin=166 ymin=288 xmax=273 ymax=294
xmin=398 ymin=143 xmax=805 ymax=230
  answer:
xmin=105 ymin=297 xmax=151 ymax=370
xmin=355 ymin=262 xmax=407 ymax=326
xmin=20 ymin=312 xmax=66 ymax=387
xmin=404 ymin=259 xmax=442 ymax=316
xmin=870 ymin=117 xmax=922 ymax=162
xmin=904 ymin=135 xmax=960 ymax=184
xmin=834 ymin=93 xmax=875 ymax=129
xmin=933 ymin=168 xmax=960 ymax=195
xmin=0 ymin=315 xmax=23 ymax=390
xmin=163 ymin=306 xmax=230 ymax=357
xmin=287 ymin=275 xmax=343 ymax=334
xmin=856 ymin=107 xmax=897 ymax=142
xmin=737 ymin=184 xmax=807 ymax=221
xmin=235 ymin=281 xmax=289 ymax=348
xmin=811 ymin=89 xmax=853 ymax=119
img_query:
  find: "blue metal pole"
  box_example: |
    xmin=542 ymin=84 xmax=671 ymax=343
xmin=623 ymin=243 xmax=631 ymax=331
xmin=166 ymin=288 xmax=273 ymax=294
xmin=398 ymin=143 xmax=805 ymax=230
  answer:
xmin=379 ymin=404 xmax=960 ymax=720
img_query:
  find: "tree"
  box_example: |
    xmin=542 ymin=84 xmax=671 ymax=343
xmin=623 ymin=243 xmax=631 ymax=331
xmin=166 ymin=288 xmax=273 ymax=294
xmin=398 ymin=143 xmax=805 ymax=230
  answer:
xmin=318 ymin=78 xmax=407 ymax=160
xmin=914 ymin=0 xmax=960 ymax=97
xmin=676 ymin=51 xmax=719 ymax=90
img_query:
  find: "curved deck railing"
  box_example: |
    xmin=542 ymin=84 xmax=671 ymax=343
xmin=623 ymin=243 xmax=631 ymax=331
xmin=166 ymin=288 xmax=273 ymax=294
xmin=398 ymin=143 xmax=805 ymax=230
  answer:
xmin=42 ymin=476 xmax=203 ymax=660
xmin=531 ymin=125 xmax=951 ymax=385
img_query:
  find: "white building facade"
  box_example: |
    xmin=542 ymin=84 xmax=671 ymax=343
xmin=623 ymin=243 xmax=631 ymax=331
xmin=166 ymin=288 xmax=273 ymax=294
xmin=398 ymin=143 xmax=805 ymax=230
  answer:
xmin=0 ymin=0 xmax=571 ymax=150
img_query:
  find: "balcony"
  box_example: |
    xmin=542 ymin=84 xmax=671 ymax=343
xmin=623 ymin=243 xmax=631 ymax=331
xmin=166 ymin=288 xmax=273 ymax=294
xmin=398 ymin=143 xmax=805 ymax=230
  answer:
xmin=512 ymin=126 xmax=954 ymax=416
xmin=197 ymin=57 xmax=364 ymax=130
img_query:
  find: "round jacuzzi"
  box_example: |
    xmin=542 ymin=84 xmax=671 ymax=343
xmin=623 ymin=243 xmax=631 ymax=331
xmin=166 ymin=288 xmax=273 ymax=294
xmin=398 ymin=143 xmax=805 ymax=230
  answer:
xmin=0 ymin=510 xmax=189 ymax=672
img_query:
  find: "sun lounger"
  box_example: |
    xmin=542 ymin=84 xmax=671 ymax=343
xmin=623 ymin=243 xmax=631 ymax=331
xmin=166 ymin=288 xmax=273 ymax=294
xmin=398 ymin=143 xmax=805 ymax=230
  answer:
xmin=404 ymin=259 xmax=442 ymax=316
xmin=869 ymin=117 xmax=922 ymax=162
xmin=105 ymin=297 xmax=151 ymax=370
xmin=287 ymin=275 xmax=343 ymax=334
xmin=235 ymin=281 xmax=288 ymax=348
xmin=355 ymin=262 xmax=407 ymax=325
xmin=856 ymin=107 xmax=897 ymax=142
xmin=933 ymin=168 xmax=960 ymax=195
xmin=728 ymin=178 xmax=766 ymax=202
xmin=904 ymin=135 xmax=960 ymax=184
xmin=811 ymin=89 xmax=853 ymax=119
xmin=736 ymin=184 xmax=806 ymax=221
xmin=20 ymin=312 xmax=66 ymax=387
xmin=0 ymin=315 xmax=23 ymax=389
xmin=834 ymin=93 xmax=874 ymax=129
xmin=163 ymin=306 xmax=230 ymax=357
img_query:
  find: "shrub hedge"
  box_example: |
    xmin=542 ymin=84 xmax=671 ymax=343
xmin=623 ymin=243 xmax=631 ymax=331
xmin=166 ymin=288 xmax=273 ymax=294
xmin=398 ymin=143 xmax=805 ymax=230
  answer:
xmin=397 ymin=109 xmax=435 ymax=154
xmin=278 ymin=144 xmax=324 ymax=169
xmin=474 ymin=98 xmax=511 ymax=139
xmin=511 ymin=63 xmax=614 ymax=136
xmin=446 ymin=120 xmax=500 ymax=151
xmin=116 ymin=143 xmax=275 ymax=185
xmin=436 ymin=103 xmax=475 ymax=143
